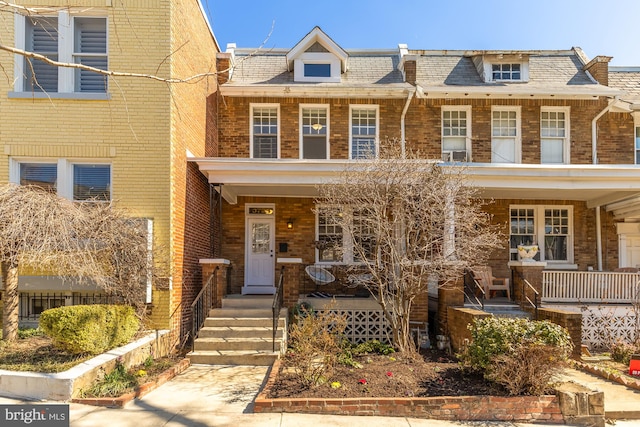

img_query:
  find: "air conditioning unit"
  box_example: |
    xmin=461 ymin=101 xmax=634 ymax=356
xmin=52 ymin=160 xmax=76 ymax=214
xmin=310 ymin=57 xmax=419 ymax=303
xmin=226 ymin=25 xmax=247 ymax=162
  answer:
xmin=442 ymin=150 xmax=468 ymax=162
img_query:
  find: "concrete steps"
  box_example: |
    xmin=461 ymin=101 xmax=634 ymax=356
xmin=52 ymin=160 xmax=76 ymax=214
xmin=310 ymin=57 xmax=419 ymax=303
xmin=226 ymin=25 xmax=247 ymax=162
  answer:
xmin=187 ymin=296 xmax=288 ymax=366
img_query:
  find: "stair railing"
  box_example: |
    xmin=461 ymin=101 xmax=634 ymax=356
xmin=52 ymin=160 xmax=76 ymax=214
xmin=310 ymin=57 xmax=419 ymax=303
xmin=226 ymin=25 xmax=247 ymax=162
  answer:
xmin=272 ymin=265 xmax=285 ymax=352
xmin=514 ymin=269 xmax=539 ymax=320
xmin=191 ymin=265 xmax=219 ymax=351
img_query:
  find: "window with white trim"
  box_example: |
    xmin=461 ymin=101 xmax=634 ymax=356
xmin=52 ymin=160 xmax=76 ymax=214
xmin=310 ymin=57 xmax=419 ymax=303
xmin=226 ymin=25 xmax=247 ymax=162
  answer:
xmin=301 ymin=106 xmax=328 ymax=159
xmin=509 ymin=205 xmax=573 ymax=263
xmin=11 ymin=159 xmax=111 ymax=201
xmin=350 ymin=106 xmax=378 ymax=159
xmin=293 ymin=53 xmax=341 ymax=83
xmin=541 ymin=107 xmax=569 ymax=164
xmin=251 ymin=105 xmax=279 ymax=159
xmin=316 ymin=206 xmax=375 ymax=264
xmin=491 ymin=107 xmax=520 ymax=163
xmin=441 ymin=106 xmax=471 ymax=162
xmin=492 ymin=63 xmax=521 ymax=81
xmin=15 ymin=12 xmax=108 ymax=94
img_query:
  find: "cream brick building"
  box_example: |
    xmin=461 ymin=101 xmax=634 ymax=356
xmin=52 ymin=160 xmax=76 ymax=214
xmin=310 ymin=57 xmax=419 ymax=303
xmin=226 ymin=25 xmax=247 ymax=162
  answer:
xmin=0 ymin=0 xmax=219 ymax=336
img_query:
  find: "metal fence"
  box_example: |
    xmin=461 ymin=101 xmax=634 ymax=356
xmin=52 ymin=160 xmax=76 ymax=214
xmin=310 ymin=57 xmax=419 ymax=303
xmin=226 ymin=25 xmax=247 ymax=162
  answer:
xmin=18 ymin=292 xmax=119 ymax=320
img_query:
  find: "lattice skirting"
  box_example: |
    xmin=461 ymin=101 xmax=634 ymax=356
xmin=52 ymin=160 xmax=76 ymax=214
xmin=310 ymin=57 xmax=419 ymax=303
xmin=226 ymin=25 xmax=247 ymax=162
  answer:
xmin=319 ymin=309 xmax=393 ymax=344
xmin=580 ymin=306 xmax=639 ymax=350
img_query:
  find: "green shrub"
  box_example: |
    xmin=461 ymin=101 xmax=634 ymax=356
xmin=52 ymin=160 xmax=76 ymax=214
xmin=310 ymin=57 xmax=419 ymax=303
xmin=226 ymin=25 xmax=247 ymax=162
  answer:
xmin=39 ymin=305 xmax=139 ymax=355
xmin=610 ymin=340 xmax=639 ymax=365
xmin=458 ymin=317 xmax=573 ymax=395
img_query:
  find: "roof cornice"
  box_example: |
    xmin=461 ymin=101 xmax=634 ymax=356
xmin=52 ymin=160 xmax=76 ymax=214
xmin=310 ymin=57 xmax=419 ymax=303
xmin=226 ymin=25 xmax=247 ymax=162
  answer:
xmin=220 ymin=84 xmax=413 ymax=98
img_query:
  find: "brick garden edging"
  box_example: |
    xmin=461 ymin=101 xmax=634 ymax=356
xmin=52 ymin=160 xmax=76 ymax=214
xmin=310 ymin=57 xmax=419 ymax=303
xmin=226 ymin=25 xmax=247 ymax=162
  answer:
xmin=254 ymin=360 xmax=564 ymax=423
xmin=71 ymin=358 xmax=190 ymax=408
xmin=572 ymin=360 xmax=640 ymax=391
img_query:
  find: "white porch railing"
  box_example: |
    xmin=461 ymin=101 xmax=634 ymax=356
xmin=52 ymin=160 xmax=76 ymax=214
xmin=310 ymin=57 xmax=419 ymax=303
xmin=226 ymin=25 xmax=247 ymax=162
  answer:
xmin=542 ymin=271 xmax=640 ymax=303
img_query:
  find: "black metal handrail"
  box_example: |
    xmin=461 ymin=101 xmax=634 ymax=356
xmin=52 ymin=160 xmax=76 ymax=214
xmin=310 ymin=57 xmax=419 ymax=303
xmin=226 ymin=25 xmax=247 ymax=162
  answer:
xmin=191 ymin=266 xmax=219 ymax=350
xmin=470 ymin=277 xmax=486 ymax=310
xmin=272 ymin=265 xmax=285 ymax=352
xmin=513 ymin=268 xmax=539 ymax=320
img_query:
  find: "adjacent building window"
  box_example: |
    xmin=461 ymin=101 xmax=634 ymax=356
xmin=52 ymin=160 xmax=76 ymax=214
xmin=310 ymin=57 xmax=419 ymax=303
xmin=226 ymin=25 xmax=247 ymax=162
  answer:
xmin=509 ymin=205 xmax=573 ymax=264
xmin=251 ymin=105 xmax=279 ymax=158
xmin=12 ymin=159 xmax=111 ymax=201
xmin=491 ymin=107 xmax=520 ymax=163
xmin=492 ymin=63 xmax=521 ymax=81
xmin=350 ymin=106 xmax=378 ymax=159
xmin=19 ymin=162 xmax=57 ymax=191
xmin=15 ymin=12 xmax=108 ymax=94
xmin=441 ymin=106 xmax=471 ymax=161
xmin=635 ymin=126 xmax=640 ymax=164
xmin=301 ymin=106 xmax=328 ymax=159
xmin=73 ymin=164 xmax=111 ymax=201
xmin=541 ymin=107 xmax=569 ymax=164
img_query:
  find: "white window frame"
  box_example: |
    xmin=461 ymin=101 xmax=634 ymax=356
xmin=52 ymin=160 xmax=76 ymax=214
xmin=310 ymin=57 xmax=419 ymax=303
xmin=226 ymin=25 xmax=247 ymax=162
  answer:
xmin=349 ymin=105 xmax=379 ymax=160
xmin=315 ymin=205 xmax=376 ymax=265
xmin=509 ymin=205 xmax=574 ymax=266
xmin=484 ymin=61 xmax=529 ymax=82
xmin=293 ymin=53 xmax=341 ymax=83
xmin=491 ymin=106 xmax=521 ymax=163
xmin=299 ymin=104 xmax=330 ymax=160
xmin=540 ymin=106 xmax=570 ymax=164
xmin=441 ymin=105 xmax=472 ymax=162
xmin=250 ymin=103 xmax=280 ymax=159
xmin=633 ymin=113 xmax=640 ymax=165
xmin=10 ymin=158 xmax=112 ymax=201
xmin=12 ymin=11 xmax=109 ymax=99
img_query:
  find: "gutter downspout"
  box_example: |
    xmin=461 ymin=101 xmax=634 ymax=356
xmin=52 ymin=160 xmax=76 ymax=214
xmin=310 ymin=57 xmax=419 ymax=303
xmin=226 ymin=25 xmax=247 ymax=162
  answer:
xmin=591 ymin=98 xmax=615 ymax=271
xmin=591 ymin=98 xmax=616 ymax=165
xmin=400 ymin=89 xmax=415 ymax=158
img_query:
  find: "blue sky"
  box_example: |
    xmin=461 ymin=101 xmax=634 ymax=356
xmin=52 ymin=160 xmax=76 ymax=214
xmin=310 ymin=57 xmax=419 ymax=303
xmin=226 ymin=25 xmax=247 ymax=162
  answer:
xmin=205 ymin=0 xmax=640 ymax=66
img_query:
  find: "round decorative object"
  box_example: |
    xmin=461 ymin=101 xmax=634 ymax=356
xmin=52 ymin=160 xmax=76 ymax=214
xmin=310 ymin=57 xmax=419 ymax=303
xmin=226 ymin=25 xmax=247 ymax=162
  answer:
xmin=517 ymin=245 xmax=539 ymax=262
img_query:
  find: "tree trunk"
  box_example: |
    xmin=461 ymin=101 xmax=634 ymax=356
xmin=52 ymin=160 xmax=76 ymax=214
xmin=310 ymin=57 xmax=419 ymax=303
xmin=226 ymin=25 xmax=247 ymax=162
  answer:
xmin=2 ymin=260 xmax=19 ymax=341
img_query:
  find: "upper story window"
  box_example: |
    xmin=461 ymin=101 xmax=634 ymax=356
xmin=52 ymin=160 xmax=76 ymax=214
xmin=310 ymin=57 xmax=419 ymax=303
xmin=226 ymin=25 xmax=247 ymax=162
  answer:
xmin=492 ymin=63 xmax=521 ymax=81
xmin=491 ymin=106 xmax=521 ymax=163
xmin=441 ymin=106 xmax=471 ymax=162
xmin=293 ymin=53 xmax=341 ymax=83
xmin=250 ymin=104 xmax=279 ymax=159
xmin=13 ymin=12 xmax=108 ymax=97
xmin=12 ymin=159 xmax=111 ymax=201
xmin=350 ymin=106 xmax=378 ymax=159
xmin=301 ymin=106 xmax=328 ymax=159
xmin=541 ymin=107 xmax=570 ymax=164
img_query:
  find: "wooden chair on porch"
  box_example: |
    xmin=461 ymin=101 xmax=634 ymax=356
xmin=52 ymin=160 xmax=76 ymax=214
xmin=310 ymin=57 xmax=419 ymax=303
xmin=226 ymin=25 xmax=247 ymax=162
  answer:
xmin=471 ymin=266 xmax=510 ymax=300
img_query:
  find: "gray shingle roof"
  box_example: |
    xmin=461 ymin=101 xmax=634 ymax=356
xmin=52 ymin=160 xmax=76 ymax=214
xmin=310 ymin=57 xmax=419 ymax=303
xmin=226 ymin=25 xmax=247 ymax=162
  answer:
xmin=228 ymin=52 xmax=407 ymax=87
xmin=609 ymin=70 xmax=640 ymax=100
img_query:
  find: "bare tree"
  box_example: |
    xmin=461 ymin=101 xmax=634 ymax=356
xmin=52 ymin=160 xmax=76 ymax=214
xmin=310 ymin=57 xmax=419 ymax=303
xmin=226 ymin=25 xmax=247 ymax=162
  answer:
xmin=0 ymin=184 xmax=157 ymax=341
xmin=317 ymin=144 xmax=502 ymax=354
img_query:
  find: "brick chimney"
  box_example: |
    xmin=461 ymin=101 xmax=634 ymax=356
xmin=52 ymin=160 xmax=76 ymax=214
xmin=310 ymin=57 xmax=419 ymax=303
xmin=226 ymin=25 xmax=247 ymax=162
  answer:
xmin=404 ymin=60 xmax=417 ymax=85
xmin=583 ymin=55 xmax=612 ymax=86
xmin=216 ymin=52 xmax=232 ymax=86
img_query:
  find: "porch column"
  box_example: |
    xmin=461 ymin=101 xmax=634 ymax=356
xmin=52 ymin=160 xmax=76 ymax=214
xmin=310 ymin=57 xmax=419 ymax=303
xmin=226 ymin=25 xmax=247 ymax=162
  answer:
xmin=199 ymin=258 xmax=231 ymax=309
xmin=437 ymin=276 xmax=465 ymax=335
xmin=509 ymin=261 xmax=546 ymax=312
xmin=276 ymin=258 xmax=303 ymax=309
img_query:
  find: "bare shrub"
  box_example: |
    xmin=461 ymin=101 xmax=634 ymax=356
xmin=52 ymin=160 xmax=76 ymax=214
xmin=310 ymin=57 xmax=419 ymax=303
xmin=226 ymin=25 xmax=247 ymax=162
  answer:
xmin=486 ymin=344 xmax=568 ymax=396
xmin=287 ymin=302 xmax=347 ymax=387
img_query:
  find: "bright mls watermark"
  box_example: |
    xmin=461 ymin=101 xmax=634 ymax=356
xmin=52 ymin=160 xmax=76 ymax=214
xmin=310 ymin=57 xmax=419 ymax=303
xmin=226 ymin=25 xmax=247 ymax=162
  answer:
xmin=1 ymin=404 xmax=68 ymax=426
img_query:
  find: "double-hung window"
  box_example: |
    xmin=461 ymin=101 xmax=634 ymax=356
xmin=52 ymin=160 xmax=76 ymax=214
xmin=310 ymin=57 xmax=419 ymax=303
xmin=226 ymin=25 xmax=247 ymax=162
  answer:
xmin=301 ymin=106 xmax=328 ymax=159
xmin=541 ymin=107 xmax=570 ymax=164
xmin=316 ymin=206 xmax=376 ymax=264
xmin=12 ymin=159 xmax=111 ymax=201
xmin=441 ymin=106 xmax=471 ymax=162
xmin=509 ymin=205 xmax=573 ymax=264
xmin=317 ymin=207 xmax=343 ymax=262
xmin=491 ymin=106 xmax=521 ymax=163
xmin=251 ymin=104 xmax=279 ymax=158
xmin=14 ymin=12 xmax=108 ymax=96
xmin=350 ymin=106 xmax=378 ymax=159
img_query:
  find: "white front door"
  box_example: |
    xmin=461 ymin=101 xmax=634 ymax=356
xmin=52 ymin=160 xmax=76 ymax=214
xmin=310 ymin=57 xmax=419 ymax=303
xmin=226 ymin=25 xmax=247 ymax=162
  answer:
xmin=244 ymin=216 xmax=275 ymax=294
xmin=624 ymin=235 xmax=640 ymax=268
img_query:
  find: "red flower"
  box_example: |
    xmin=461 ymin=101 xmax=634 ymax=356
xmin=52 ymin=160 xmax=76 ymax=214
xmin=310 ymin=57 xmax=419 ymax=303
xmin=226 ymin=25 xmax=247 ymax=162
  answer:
xmin=358 ymin=378 xmax=367 ymax=384
xmin=386 ymin=371 xmax=393 ymax=377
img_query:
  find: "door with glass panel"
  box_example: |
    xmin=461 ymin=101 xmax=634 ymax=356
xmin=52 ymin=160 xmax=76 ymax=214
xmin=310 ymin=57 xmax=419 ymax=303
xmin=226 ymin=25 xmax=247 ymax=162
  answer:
xmin=245 ymin=212 xmax=275 ymax=294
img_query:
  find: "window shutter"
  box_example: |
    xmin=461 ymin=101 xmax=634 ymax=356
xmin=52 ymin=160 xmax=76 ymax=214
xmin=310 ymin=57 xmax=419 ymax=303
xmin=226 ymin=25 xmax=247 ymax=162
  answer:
xmin=25 ymin=17 xmax=59 ymax=92
xmin=74 ymin=18 xmax=107 ymax=92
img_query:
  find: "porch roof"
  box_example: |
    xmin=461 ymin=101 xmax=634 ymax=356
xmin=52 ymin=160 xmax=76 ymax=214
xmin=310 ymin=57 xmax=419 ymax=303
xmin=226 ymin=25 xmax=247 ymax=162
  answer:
xmin=191 ymin=158 xmax=640 ymax=216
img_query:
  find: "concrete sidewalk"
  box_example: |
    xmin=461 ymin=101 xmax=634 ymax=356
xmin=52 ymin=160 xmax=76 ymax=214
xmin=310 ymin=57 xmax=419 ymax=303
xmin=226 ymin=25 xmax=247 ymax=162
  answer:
xmin=1 ymin=365 xmax=639 ymax=427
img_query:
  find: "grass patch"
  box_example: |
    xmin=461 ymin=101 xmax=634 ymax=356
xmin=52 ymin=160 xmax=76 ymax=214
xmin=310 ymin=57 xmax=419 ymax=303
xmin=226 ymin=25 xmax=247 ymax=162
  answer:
xmin=0 ymin=330 xmax=92 ymax=373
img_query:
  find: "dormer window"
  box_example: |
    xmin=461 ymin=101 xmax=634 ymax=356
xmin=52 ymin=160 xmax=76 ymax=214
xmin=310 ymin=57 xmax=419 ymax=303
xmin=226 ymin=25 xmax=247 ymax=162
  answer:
xmin=492 ymin=63 xmax=521 ymax=81
xmin=294 ymin=53 xmax=341 ymax=82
